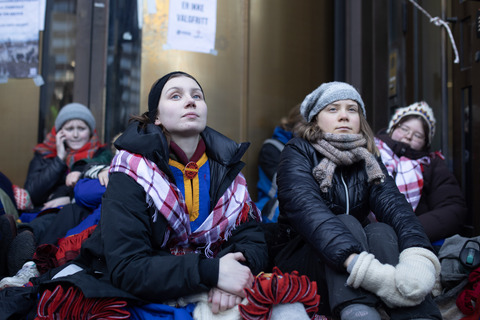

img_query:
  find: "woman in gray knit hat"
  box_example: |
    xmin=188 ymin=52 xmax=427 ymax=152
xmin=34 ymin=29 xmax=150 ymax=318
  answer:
xmin=24 ymin=102 xmax=112 ymax=209
xmin=274 ymin=82 xmax=442 ymax=319
xmin=0 ymin=104 xmax=114 ymax=287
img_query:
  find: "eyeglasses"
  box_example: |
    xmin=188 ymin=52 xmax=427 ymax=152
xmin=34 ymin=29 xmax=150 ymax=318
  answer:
xmin=397 ymin=124 xmax=425 ymax=141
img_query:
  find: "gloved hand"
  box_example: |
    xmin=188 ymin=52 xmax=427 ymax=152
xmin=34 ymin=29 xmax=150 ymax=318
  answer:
xmin=395 ymin=247 xmax=441 ymax=300
xmin=346 ymin=252 xmax=424 ymax=307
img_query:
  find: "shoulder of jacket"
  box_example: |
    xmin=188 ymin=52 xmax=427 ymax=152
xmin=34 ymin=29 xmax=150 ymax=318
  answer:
xmin=285 ymin=137 xmax=313 ymax=150
xmin=202 ymin=127 xmax=249 ymax=166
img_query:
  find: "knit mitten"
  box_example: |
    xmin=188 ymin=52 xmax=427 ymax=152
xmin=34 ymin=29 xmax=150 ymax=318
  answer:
xmin=395 ymin=247 xmax=441 ymax=300
xmin=346 ymin=252 xmax=421 ymax=307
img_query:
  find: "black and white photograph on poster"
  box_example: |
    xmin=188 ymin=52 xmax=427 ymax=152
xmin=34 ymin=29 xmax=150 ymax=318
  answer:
xmin=0 ymin=0 xmax=41 ymax=79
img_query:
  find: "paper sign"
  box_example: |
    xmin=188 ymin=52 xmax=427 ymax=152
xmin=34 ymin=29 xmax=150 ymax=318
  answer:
xmin=0 ymin=0 xmax=40 ymax=42
xmin=165 ymin=0 xmax=217 ymax=54
xmin=0 ymin=0 xmax=41 ymax=78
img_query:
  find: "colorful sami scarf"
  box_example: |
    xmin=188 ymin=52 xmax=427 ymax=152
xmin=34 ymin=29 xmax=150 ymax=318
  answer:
xmin=33 ymin=127 xmax=104 ymax=169
xmin=109 ymin=149 xmax=256 ymax=257
xmin=375 ymin=137 xmax=431 ymax=211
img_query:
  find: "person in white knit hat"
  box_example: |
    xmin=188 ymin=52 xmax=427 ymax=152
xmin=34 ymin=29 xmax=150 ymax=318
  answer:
xmin=274 ymin=82 xmax=442 ymax=319
xmin=375 ymin=101 xmax=467 ymax=244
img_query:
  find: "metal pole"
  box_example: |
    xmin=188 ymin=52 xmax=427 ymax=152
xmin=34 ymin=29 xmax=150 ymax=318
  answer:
xmin=441 ymin=0 xmax=449 ymax=163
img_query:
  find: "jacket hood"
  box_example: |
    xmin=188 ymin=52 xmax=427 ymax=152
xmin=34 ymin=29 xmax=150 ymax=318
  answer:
xmin=114 ymin=122 xmax=169 ymax=165
xmin=376 ymin=129 xmax=430 ymax=160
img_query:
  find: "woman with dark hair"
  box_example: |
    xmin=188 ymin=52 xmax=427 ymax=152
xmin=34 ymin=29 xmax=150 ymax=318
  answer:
xmin=375 ymin=101 xmax=467 ymax=243
xmin=275 ymin=82 xmax=442 ymax=319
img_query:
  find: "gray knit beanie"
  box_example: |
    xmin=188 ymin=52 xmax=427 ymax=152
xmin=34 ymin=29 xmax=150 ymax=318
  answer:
xmin=300 ymin=81 xmax=365 ymax=122
xmin=55 ymin=103 xmax=96 ymax=132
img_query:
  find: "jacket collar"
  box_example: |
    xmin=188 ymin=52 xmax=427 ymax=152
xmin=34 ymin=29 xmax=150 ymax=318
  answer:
xmin=114 ymin=122 xmax=250 ymax=169
xmin=376 ymin=129 xmax=429 ymax=160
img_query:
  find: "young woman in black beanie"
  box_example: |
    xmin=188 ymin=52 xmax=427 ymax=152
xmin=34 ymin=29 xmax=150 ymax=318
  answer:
xmin=275 ymin=82 xmax=442 ymax=319
xmin=77 ymin=71 xmax=266 ymax=314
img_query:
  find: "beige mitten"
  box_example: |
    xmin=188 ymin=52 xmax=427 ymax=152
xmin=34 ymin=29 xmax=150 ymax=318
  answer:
xmin=346 ymin=252 xmax=423 ymax=308
xmin=395 ymin=247 xmax=441 ymax=300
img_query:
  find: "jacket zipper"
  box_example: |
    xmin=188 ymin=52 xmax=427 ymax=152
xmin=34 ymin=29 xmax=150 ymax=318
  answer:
xmin=341 ymin=172 xmax=350 ymax=215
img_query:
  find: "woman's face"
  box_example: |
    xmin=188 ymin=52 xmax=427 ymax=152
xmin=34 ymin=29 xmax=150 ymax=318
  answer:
xmin=316 ymin=99 xmax=361 ymax=134
xmin=154 ymin=76 xmax=207 ymax=139
xmin=60 ymin=119 xmax=91 ymax=150
xmin=390 ymin=118 xmax=426 ymax=151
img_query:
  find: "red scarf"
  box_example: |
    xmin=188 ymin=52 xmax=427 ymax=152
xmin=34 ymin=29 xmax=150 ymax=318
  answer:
xmin=457 ymin=266 xmax=480 ymax=318
xmin=33 ymin=127 xmax=105 ymax=168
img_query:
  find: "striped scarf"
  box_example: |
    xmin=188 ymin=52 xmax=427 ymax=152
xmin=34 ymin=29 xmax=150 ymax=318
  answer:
xmin=311 ymin=133 xmax=385 ymax=193
xmin=33 ymin=126 xmax=104 ymax=168
xmin=375 ymin=137 xmax=431 ymax=211
xmin=110 ymin=150 xmax=257 ymax=257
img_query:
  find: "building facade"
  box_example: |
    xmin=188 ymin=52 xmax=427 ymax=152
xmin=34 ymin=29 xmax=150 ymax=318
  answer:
xmin=1 ymin=0 xmax=479 ymax=234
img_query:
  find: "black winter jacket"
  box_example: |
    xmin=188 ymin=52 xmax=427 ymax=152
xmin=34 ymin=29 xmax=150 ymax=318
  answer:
xmin=376 ymin=131 xmax=467 ymax=242
xmin=277 ymin=137 xmax=432 ymax=272
xmin=24 ymin=148 xmax=111 ymax=207
xmin=70 ymin=122 xmax=268 ymax=302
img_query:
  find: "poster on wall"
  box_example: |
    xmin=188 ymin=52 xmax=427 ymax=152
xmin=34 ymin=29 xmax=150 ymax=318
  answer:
xmin=0 ymin=0 xmax=44 ymax=79
xmin=164 ymin=0 xmax=217 ymax=55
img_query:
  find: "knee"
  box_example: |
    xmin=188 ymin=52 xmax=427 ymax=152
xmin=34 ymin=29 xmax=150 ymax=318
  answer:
xmin=337 ymin=214 xmax=364 ymax=229
xmin=365 ymin=222 xmax=397 ymax=242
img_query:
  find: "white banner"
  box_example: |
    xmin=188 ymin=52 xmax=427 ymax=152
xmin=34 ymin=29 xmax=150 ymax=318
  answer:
xmin=0 ymin=0 xmax=40 ymax=42
xmin=165 ymin=0 xmax=217 ymax=55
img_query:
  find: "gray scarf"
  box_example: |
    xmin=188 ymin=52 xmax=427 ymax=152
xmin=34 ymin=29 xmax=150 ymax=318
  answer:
xmin=311 ymin=133 xmax=385 ymax=192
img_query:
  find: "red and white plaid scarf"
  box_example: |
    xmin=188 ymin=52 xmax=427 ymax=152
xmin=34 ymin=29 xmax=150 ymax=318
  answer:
xmin=110 ymin=150 xmax=257 ymax=257
xmin=375 ymin=138 xmax=431 ymax=211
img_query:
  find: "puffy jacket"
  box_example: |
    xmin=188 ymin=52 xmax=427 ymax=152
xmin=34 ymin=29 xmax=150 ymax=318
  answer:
xmin=277 ymin=137 xmax=432 ymax=272
xmin=74 ymin=122 xmax=268 ymax=302
xmin=376 ymin=130 xmax=467 ymax=242
xmin=24 ymin=148 xmax=111 ymax=207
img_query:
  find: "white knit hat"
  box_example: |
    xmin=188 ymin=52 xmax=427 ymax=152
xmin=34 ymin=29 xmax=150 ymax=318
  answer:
xmin=388 ymin=101 xmax=436 ymax=146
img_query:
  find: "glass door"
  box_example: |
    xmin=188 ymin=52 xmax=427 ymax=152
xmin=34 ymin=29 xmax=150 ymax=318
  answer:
xmin=38 ymin=0 xmax=141 ymax=143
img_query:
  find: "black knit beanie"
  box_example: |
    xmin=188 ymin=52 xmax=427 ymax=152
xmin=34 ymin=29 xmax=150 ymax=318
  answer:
xmin=148 ymin=71 xmax=205 ymax=122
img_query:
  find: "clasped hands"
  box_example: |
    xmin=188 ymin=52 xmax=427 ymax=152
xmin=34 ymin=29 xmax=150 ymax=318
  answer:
xmin=209 ymin=252 xmax=254 ymax=314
